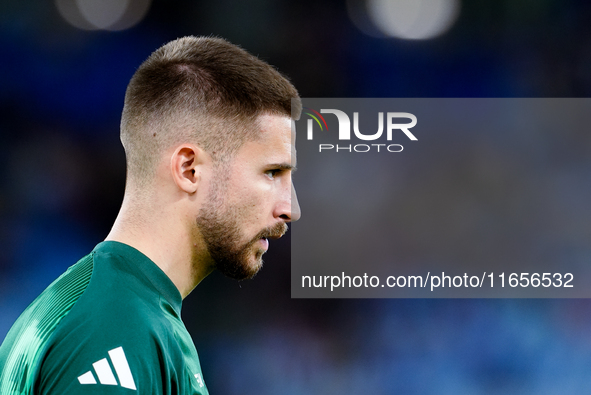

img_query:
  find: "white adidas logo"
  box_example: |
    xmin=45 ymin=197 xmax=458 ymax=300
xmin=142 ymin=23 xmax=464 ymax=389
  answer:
xmin=77 ymin=346 xmax=137 ymax=390
xmin=195 ymin=373 xmax=204 ymax=388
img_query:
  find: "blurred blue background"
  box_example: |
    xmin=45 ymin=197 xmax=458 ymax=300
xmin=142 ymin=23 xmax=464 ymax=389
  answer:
xmin=2 ymin=0 xmax=591 ymax=393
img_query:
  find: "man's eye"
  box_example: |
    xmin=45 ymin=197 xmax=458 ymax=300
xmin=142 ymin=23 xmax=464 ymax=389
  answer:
xmin=265 ymin=169 xmax=280 ymax=179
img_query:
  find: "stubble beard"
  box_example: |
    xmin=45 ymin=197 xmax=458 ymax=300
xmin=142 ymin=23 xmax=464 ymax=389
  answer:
xmin=196 ymin=180 xmax=288 ymax=280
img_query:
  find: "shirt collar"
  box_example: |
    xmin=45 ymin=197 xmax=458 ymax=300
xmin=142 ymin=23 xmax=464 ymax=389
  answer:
xmin=93 ymin=241 xmax=183 ymax=315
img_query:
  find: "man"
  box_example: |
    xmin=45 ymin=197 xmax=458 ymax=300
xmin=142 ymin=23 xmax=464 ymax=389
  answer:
xmin=0 ymin=36 xmax=301 ymax=394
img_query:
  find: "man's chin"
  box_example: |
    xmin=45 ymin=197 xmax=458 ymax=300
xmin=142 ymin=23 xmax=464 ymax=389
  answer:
xmin=242 ymin=252 xmax=265 ymax=279
xmin=215 ymin=252 xmax=264 ymax=280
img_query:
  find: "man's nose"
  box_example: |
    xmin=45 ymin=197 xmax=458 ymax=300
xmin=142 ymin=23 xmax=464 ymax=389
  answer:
xmin=290 ymin=184 xmax=301 ymax=222
xmin=275 ymin=183 xmax=301 ymax=222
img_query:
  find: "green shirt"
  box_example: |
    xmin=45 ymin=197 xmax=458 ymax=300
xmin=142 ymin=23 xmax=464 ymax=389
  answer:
xmin=0 ymin=241 xmax=209 ymax=394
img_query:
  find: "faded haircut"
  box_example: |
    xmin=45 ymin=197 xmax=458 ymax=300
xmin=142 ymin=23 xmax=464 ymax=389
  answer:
xmin=120 ymin=36 xmax=301 ymax=183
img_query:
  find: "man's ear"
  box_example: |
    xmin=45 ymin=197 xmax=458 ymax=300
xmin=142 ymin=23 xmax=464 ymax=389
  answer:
xmin=170 ymin=144 xmax=208 ymax=194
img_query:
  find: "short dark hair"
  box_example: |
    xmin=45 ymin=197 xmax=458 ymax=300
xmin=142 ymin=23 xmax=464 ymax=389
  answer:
xmin=120 ymin=36 xmax=301 ymax=182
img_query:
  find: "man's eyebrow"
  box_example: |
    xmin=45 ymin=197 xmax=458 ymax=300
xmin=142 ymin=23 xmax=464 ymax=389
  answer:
xmin=268 ymin=163 xmax=297 ymax=172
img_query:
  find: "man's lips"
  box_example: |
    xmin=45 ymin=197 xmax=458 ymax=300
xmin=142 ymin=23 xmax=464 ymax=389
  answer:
xmin=256 ymin=223 xmax=288 ymax=251
xmin=259 ymin=237 xmax=269 ymax=250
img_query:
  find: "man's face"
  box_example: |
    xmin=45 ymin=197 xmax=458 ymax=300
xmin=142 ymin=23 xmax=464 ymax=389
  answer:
xmin=196 ymin=114 xmax=300 ymax=280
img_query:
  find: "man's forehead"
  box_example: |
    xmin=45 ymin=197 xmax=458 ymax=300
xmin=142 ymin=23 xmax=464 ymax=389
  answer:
xmin=232 ymin=113 xmax=295 ymax=164
xmin=256 ymin=113 xmax=293 ymax=135
xmin=256 ymin=114 xmax=295 ymax=150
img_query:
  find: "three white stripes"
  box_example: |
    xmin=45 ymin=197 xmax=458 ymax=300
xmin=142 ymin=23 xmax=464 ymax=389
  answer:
xmin=77 ymin=346 xmax=137 ymax=390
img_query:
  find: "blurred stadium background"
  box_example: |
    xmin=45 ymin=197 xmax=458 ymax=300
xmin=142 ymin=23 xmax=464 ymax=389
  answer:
xmin=2 ymin=0 xmax=591 ymax=393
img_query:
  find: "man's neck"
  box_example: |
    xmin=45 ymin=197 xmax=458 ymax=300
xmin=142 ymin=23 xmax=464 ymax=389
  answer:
xmin=105 ymin=196 xmax=214 ymax=299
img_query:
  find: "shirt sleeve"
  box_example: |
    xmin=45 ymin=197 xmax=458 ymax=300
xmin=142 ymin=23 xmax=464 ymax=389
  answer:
xmin=35 ymin=317 xmax=208 ymax=395
xmin=36 ymin=335 xmax=168 ymax=394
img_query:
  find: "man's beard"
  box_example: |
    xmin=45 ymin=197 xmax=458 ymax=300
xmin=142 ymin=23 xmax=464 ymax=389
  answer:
xmin=196 ymin=193 xmax=288 ymax=280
